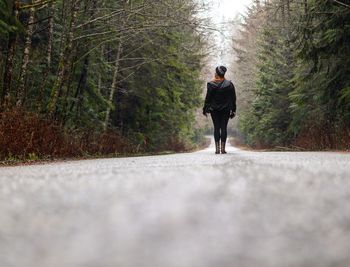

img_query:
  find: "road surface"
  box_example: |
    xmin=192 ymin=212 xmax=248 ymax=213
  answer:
xmin=1 ymin=139 xmax=350 ymax=267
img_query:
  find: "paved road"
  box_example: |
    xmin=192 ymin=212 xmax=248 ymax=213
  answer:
xmin=1 ymin=139 xmax=350 ymax=267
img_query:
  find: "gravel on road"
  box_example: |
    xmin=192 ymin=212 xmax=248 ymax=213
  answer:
xmin=1 ymin=139 xmax=350 ymax=267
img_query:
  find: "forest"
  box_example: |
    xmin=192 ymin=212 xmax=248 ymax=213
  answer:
xmin=0 ymin=0 xmax=207 ymax=161
xmin=232 ymin=0 xmax=350 ymax=150
xmin=1 ymin=0 xmax=349 ymax=162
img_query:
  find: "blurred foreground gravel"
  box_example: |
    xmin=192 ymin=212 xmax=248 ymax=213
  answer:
xmin=1 ymin=139 xmax=350 ymax=267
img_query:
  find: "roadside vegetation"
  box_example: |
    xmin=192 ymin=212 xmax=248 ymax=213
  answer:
xmin=232 ymin=0 xmax=350 ymax=150
xmin=0 ymin=0 xmax=208 ymax=162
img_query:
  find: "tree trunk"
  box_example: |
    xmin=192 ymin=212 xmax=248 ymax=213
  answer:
xmin=72 ymin=55 xmax=89 ymax=120
xmin=48 ymin=0 xmax=81 ymax=117
xmin=104 ymin=39 xmax=123 ymax=131
xmin=17 ymin=6 xmax=35 ymax=107
xmin=1 ymin=2 xmax=19 ymax=107
xmin=37 ymin=1 xmax=55 ymax=112
xmin=304 ymin=0 xmax=308 ymax=15
xmin=97 ymin=45 xmax=104 ymax=94
xmin=104 ymin=1 xmax=130 ymax=130
xmin=1 ymin=34 xmax=17 ymax=107
xmin=60 ymin=50 xmax=78 ymax=122
xmin=69 ymin=0 xmax=98 ymax=121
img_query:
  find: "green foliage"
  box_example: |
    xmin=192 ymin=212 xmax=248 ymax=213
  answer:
xmin=27 ymin=152 xmax=39 ymax=161
xmin=236 ymin=0 xmax=350 ymax=149
xmin=0 ymin=0 xmax=21 ymax=37
xmin=291 ymin=0 xmax=350 ymax=135
xmin=0 ymin=0 xmax=205 ymax=155
xmin=239 ymin=4 xmax=294 ymax=147
xmin=123 ymin=32 xmax=203 ymax=149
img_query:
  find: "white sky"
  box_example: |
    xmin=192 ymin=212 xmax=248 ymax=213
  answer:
xmin=202 ymin=0 xmax=253 ymax=68
xmin=208 ymin=0 xmax=253 ymax=21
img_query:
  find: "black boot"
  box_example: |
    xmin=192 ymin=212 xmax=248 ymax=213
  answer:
xmin=221 ymin=142 xmax=227 ymax=154
xmin=215 ymin=142 xmax=220 ymax=154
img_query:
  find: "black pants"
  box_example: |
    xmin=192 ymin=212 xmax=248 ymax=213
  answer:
xmin=211 ymin=109 xmax=230 ymax=143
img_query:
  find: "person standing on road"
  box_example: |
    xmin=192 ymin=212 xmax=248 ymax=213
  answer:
xmin=203 ymin=66 xmax=236 ymax=154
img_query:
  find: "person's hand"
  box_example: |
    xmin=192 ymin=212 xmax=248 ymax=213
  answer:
xmin=230 ymin=111 xmax=236 ymax=119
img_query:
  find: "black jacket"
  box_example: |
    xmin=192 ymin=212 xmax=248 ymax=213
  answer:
xmin=203 ymin=79 xmax=236 ymax=113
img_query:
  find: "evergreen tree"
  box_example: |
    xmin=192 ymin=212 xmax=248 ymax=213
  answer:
xmin=290 ymin=0 xmax=350 ymax=147
xmin=232 ymin=0 xmax=350 ymax=149
xmin=0 ymin=0 xmax=207 ymax=159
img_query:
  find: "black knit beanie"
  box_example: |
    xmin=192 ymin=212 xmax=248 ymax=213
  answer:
xmin=215 ymin=66 xmax=227 ymax=78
